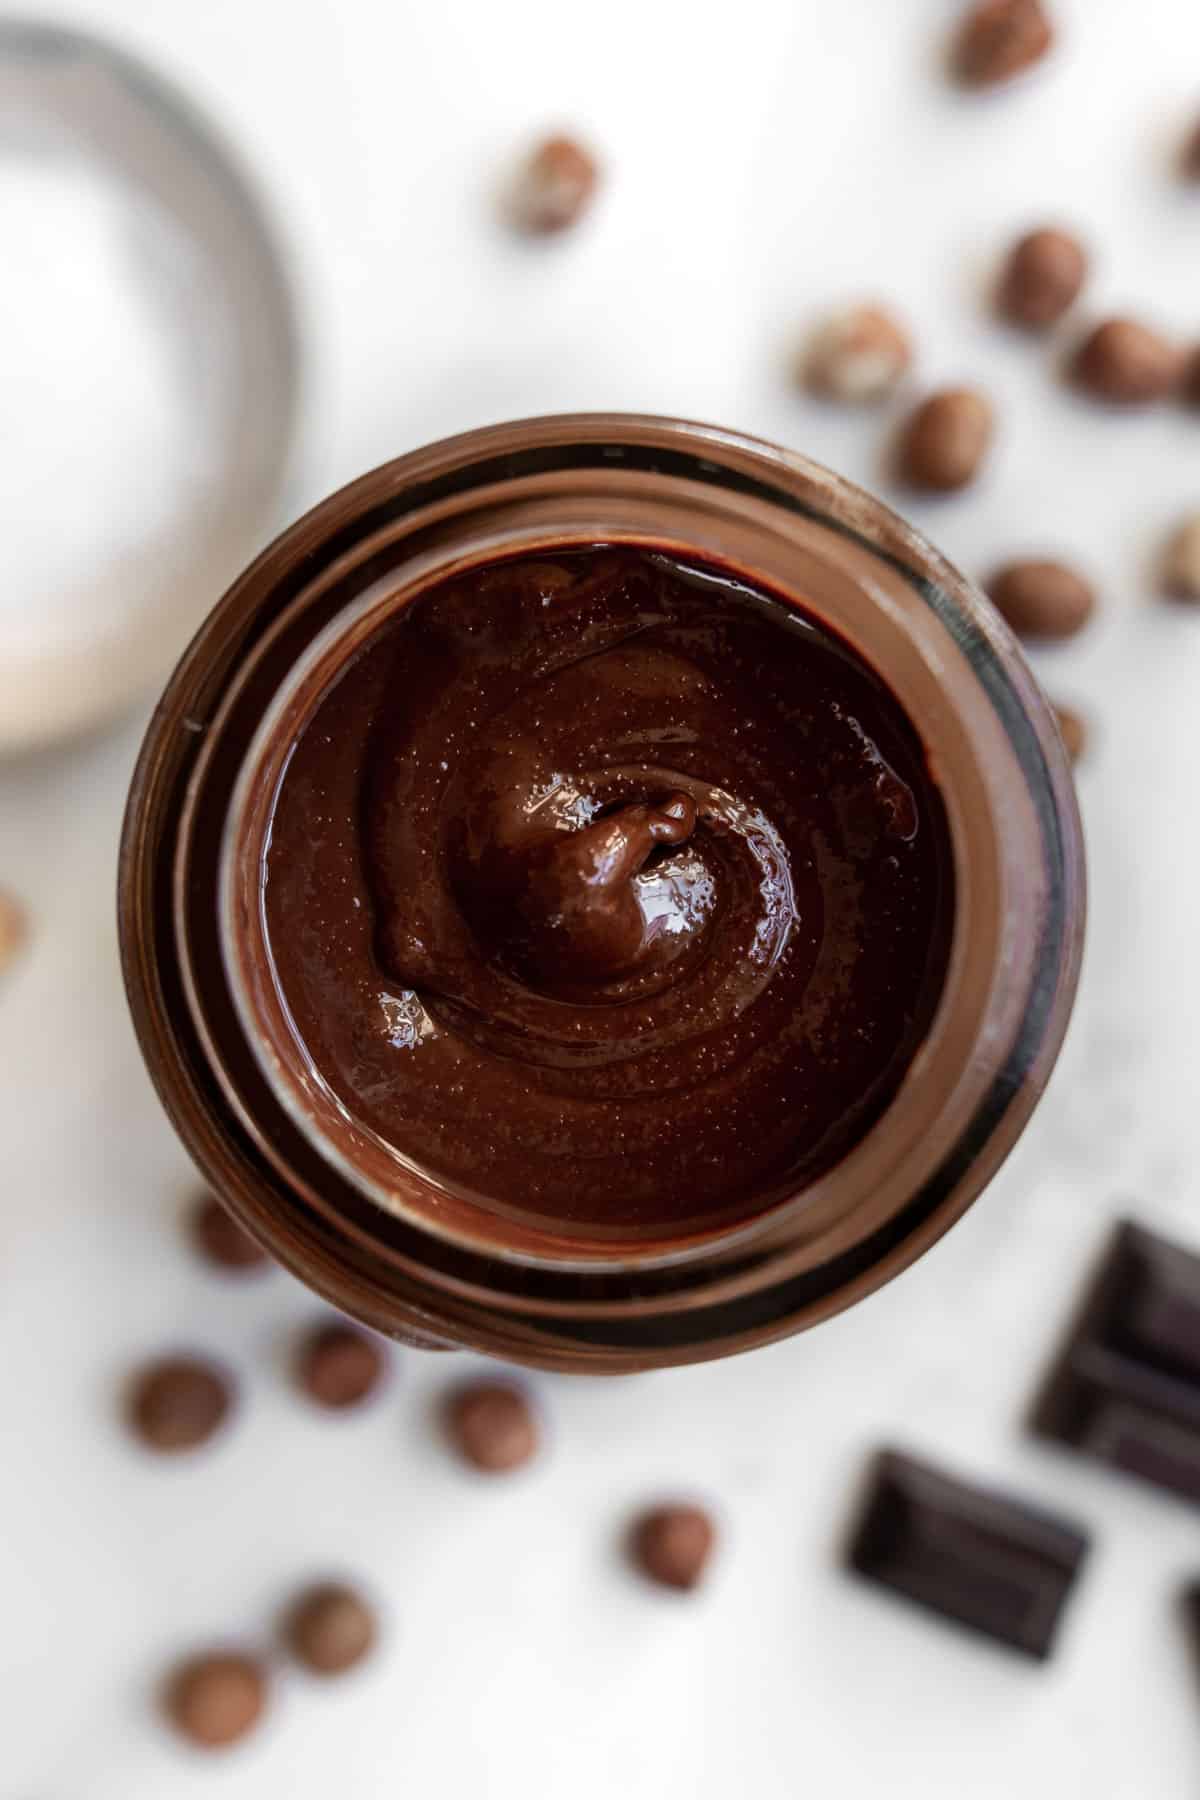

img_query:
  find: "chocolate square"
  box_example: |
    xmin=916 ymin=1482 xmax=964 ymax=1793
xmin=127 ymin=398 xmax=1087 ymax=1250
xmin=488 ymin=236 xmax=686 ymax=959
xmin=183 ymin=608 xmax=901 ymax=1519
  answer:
xmin=847 ymin=1450 xmax=1088 ymax=1659
xmin=1033 ymin=1221 xmax=1200 ymax=1505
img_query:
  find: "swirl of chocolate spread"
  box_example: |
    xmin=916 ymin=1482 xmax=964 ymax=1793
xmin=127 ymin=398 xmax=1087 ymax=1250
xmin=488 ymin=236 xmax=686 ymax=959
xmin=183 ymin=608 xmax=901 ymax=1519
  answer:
xmin=263 ymin=548 xmax=953 ymax=1235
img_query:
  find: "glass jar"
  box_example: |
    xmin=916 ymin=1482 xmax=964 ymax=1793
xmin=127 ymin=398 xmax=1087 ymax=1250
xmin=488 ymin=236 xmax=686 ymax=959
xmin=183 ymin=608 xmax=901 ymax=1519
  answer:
xmin=119 ymin=413 xmax=1084 ymax=1371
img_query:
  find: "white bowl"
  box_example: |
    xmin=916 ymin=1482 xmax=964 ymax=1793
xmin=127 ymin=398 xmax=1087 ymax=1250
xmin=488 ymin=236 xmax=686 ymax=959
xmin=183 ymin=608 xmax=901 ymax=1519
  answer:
xmin=0 ymin=22 xmax=301 ymax=750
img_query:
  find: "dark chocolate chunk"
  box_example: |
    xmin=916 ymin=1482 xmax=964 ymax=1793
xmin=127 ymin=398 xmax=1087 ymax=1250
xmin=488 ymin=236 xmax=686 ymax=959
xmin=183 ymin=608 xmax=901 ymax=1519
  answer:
xmin=295 ymin=1319 xmax=387 ymax=1410
xmin=164 ymin=1651 xmax=267 ymax=1748
xmin=283 ymin=1581 xmax=377 ymax=1675
xmin=629 ymin=1504 xmax=717 ymax=1591
xmin=1033 ymin=1221 xmax=1200 ymax=1504
xmin=444 ymin=1379 xmax=539 ymax=1473
xmin=847 ymin=1449 xmax=1088 ymax=1659
xmin=189 ymin=1193 xmax=271 ymax=1272
xmin=128 ymin=1355 xmax=234 ymax=1452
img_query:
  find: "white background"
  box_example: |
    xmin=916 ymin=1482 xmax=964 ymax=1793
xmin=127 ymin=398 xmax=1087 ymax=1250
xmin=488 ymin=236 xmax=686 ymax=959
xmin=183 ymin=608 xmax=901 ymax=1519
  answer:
xmin=3 ymin=0 xmax=1200 ymax=1792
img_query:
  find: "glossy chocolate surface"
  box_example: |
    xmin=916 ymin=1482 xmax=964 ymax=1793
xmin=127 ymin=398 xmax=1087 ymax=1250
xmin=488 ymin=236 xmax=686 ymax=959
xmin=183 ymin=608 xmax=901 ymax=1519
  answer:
xmin=262 ymin=547 xmax=953 ymax=1235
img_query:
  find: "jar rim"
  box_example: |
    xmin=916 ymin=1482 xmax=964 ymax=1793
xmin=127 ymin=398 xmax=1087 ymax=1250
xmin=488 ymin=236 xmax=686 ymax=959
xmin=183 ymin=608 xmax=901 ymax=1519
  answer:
xmin=120 ymin=413 xmax=1085 ymax=1367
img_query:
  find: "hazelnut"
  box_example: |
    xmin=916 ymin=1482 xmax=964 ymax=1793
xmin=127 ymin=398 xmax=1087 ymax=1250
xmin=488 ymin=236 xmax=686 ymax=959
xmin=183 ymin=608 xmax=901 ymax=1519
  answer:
xmin=997 ymin=227 xmax=1088 ymax=330
xmin=0 ymin=889 xmax=27 ymax=976
xmin=507 ymin=134 xmax=599 ymax=234
xmin=1180 ymin=345 xmax=1200 ymax=410
xmin=1052 ymin=703 xmax=1088 ymax=765
xmin=284 ymin=1582 xmax=377 ymax=1676
xmin=986 ymin=559 xmax=1096 ymax=641
xmin=1181 ymin=117 xmax=1200 ymax=181
xmin=629 ymin=1504 xmax=717 ymax=1592
xmin=164 ymin=1652 xmax=267 ymax=1750
xmin=896 ymin=388 xmax=995 ymax=492
xmin=1163 ymin=514 xmax=1200 ymax=603
xmin=1071 ymin=317 xmax=1182 ymax=405
xmin=953 ymin=0 xmax=1055 ymax=89
xmin=445 ymin=1379 xmax=539 ymax=1473
xmin=804 ymin=303 xmax=913 ymax=404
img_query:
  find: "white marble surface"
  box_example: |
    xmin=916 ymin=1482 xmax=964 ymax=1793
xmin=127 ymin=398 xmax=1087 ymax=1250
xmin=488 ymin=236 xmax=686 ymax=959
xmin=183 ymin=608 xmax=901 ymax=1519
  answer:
xmin=2 ymin=0 xmax=1200 ymax=1792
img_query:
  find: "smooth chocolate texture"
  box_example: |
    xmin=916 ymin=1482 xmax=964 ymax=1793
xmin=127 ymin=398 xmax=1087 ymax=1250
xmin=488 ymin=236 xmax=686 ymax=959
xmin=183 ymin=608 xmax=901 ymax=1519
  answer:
xmin=263 ymin=548 xmax=953 ymax=1237
xmin=847 ymin=1450 xmax=1087 ymax=1659
xmin=1033 ymin=1221 xmax=1200 ymax=1505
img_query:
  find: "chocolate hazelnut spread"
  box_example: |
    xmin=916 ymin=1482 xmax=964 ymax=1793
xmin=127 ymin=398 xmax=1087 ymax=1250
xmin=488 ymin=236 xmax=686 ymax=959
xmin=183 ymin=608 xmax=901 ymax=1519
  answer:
xmin=262 ymin=546 xmax=953 ymax=1235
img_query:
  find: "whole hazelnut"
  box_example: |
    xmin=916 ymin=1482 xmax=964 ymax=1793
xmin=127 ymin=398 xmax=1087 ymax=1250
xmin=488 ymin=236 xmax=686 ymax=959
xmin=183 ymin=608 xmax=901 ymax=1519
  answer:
xmin=1163 ymin=514 xmax=1200 ymax=603
xmin=804 ymin=304 xmax=913 ymax=404
xmin=953 ymin=0 xmax=1055 ymax=89
xmin=1181 ymin=117 xmax=1200 ymax=181
xmin=896 ymin=388 xmax=995 ymax=492
xmin=164 ymin=1652 xmax=267 ymax=1750
xmin=986 ymin=559 xmax=1096 ymax=641
xmin=1180 ymin=345 xmax=1200 ymax=410
xmin=0 ymin=889 xmax=27 ymax=976
xmin=997 ymin=227 xmax=1088 ymax=330
xmin=507 ymin=134 xmax=599 ymax=235
xmin=445 ymin=1379 xmax=540 ymax=1473
xmin=284 ymin=1582 xmax=377 ymax=1676
xmin=1052 ymin=702 xmax=1088 ymax=765
xmin=1071 ymin=318 xmax=1182 ymax=405
xmin=629 ymin=1504 xmax=717 ymax=1592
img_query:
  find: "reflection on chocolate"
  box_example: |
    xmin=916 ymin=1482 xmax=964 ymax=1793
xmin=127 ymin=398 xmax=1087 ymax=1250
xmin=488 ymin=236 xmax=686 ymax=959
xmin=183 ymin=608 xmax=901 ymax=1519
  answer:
xmin=1033 ymin=1221 xmax=1200 ymax=1505
xmin=847 ymin=1450 xmax=1088 ymax=1659
xmin=262 ymin=548 xmax=953 ymax=1236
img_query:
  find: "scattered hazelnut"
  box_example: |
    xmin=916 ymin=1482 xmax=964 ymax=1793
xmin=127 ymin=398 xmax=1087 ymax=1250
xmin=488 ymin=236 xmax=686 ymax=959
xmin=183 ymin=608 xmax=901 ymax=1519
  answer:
xmin=952 ymin=0 xmax=1054 ymax=89
xmin=0 ymin=889 xmax=27 ymax=976
xmin=1071 ymin=317 xmax=1182 ymax=405
xmin=1181 ymin=117 xmax=1200 ymax=181
xmin=164 ymin=1652 xmax=267 ymax=1750
xmin=445 ymin=1379 xmax=539 ymax=1473
xmin=294 ymin=1320 xmax=387 ymax=1410
xmin=896 ymin=388 xmax=994 ymax=492
xmin=629 ymin=1504 xmax=717 ymax=1592
xmin=986 ymin=559 xmax=1096 ymax=641
xmin=997 ymin=227 xmax=1088 ymax=330
xmin=284 ymin=1582 xmax=377 ymax=1676
xmin=1163 ymin=513 xmax=1200 ymax=603
xmin=804 ymin=303 xmax=913 ymax=404
xmin=1052 ymin=702 xmax=1088 ymax=765
xmin=1180 ymin=345 xmax=1200 ymax=409
xmin=507 ymin=134 xmax=599 ymax=234
xmin=189 ymin=1193 xmax=271 ymax=1273
xmin=128 ymin=1355 xmax=234 ymax=1453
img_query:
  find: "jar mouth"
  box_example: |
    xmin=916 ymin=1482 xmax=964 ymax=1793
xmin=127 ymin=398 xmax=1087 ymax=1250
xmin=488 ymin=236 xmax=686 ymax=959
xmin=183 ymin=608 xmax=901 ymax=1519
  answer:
xmin=206 ymin=421 xmax=1062 ymax=1278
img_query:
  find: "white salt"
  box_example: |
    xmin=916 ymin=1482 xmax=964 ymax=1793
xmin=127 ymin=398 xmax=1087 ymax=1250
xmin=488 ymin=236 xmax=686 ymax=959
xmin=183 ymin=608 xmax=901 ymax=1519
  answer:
xmin=0 ymin=154 xmax=214 ymax=657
